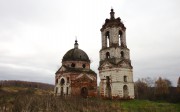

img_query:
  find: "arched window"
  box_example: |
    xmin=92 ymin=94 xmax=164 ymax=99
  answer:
xmin=105 ymin=31 xmax=110 ymax=47
xmin=71 ymin=63 xmax=75 ymax=67
xmin=82 ymin=64 xmax=86 ymax=68
xmin=60 ymin=78 xmax=65 ymax=86
xmin=106 ymin=52 xmax=110 ymax=59
xmin=124 ymin=76 xmax=127 ymax=82
xmin=119 ymin=30 xmax=123 ymax=46
xmin=121 ymin=51 xmax=124 ymax=58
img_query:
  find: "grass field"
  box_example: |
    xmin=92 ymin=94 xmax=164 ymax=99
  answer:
xmin=0 ymin=86 xmax=180 ymax=112
xmin=120 ymin=100 xmax=180 ymax=112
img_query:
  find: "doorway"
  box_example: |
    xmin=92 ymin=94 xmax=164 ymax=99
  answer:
xmin=81 ymin=87 xmax=88 ymax=98
xmin=123 ymin=85 xmax=129 ymax=98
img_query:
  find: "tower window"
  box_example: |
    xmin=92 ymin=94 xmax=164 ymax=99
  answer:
xmin=105 ymin=31 xmax=110 ymax=47
xmin=119 ymin=30 xmax=123 ymax=46
xmin=124 ymin=76 xmax=127 ymax=82
xmin=71 ymin=63 xmax=75 ymax=67
xmin=82 ymin=64 xmax=86 ymax=68
xmin=106 ymin=52 xmax=110 ymax=59
xmin=121 ymin=51 xmax=124 ymax=58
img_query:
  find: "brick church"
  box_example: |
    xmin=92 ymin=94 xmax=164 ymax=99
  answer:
xmin=54 ymin=40 xmax=97 ymax=98
xmin=54 ymin=9 xmax=134 ymax=99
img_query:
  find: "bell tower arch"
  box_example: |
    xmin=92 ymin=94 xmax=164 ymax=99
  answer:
xmin=99 ymin=9 xmax=134 ymax=99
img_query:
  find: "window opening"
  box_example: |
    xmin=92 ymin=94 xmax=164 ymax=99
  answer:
xmin=106 ymin=31 xmax=110 ymax=47
xmin=71 ymin=63 xmax=75 ymax=67
xmin=67 ymin=77 xmax=69 ymax=83
xmin=82 ymin=64 xmax=86 ymax=68
xmin=106 ymin=52 xmax=110 ymax=59
xmin=124 ymin=76 xmax=127 ymax=82
xmin=119 ymin=30 xmax=123 ymax=46
xmin=121 ymin=51 xmax=124 ymax=58
xmin=60 ymin=78 xmax=65 ymax=86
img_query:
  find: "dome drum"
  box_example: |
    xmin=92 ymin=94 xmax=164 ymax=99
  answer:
xmin=62 ymin=61 xmax=90 ymax=69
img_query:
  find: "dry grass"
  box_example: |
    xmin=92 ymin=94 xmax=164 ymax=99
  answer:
xmin=0 ymin=86 xmax=179 ymax=112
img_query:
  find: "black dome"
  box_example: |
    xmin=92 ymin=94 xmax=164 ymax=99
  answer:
xmin=62 ymin=48 xmax=90 ymax=62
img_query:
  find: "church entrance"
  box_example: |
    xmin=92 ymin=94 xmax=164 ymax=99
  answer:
xmin=81 ymin=87 xmax=88 ymax=98
xmin=106 ymin=76 xmax=111 ymax=98
xmin=106 ymin=85 xmax=111 ymax=98
xmin=123 ymin=85 xmax=129 ymax=98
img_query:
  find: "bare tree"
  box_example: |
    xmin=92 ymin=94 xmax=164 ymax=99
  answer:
xmin=134 ymin=79 xmax=148 ymax=99
xmin=164 ymin=79 xmax=172 ymax=87
xmin=144 ymin=77 xmax=155 ymax=87
xmin=155 ymin=77 xmax=169 ymax=99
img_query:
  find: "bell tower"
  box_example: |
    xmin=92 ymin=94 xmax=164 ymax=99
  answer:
xmin=99 ymin=9 xmax=134 ymax=99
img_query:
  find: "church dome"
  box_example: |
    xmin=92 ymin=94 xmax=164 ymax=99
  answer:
xmin=62 ymin=40 xmax=90 ymax=62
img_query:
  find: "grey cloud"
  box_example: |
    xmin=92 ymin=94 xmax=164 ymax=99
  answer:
xmin=0 ymin=65 xmax=54 ymax=84
xmin=0 ymin=0 xmax=180 ymax=87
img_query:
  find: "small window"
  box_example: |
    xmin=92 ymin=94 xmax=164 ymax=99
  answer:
xmin=82 ymin=64 xmax=86 ymax=68
xmin=106 ymin=52 xmax=110 ymax=59
xmin=124 ymin=76 xmax=127 ymax=82
xmin=67 ymin=77 xmax=69 ymax=83
xmin=121 ymin=51 xmax=124 ymax=58
xmin=71 ymin=63 xmax=75 ymax=67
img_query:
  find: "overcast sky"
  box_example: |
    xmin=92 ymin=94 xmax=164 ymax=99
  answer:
xmin=0 ymin=0 xmax=180 ymax=86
